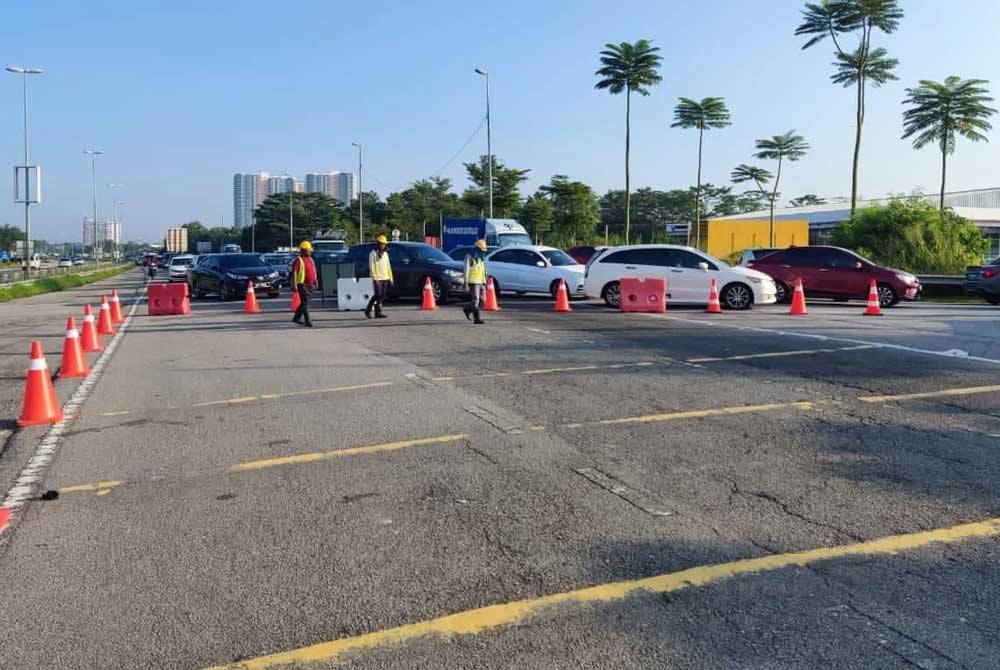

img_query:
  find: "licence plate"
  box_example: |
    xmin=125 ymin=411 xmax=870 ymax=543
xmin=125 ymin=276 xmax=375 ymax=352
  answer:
xmin=255 ymin=282 xmax=269 ymax=289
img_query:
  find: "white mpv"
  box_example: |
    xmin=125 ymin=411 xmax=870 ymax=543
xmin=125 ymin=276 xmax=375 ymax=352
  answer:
xmin=583 ymin=244 xmax=777 ymax=310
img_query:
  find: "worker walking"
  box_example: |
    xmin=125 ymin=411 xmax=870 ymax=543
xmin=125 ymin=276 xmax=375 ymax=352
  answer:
xmin=463 ymin=239 xmax=488 ymax=325
xmin=291 ymin=240 xmax=318 ymax=327
xmin=365 ymin=234 xmax=393 ymax=319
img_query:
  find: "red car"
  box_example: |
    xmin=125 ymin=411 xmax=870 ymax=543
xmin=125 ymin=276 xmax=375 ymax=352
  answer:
xmin=747 ymin=245 xmax=920 ymax=307
xmin=566 ymin=245 xmax=606 ymax=266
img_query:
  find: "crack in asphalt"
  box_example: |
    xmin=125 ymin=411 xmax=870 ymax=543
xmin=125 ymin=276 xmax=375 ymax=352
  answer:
xmin=730 ymin=483 xmax=865 ymax=542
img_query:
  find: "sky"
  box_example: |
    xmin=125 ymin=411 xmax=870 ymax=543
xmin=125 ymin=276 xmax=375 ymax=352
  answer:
xmin=1 ymin=0 xmax=998 ymax=243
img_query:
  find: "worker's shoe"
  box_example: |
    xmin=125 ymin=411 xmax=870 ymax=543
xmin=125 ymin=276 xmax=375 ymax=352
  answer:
xmin=304 ymin=321 xmax=314 ymax=328
xmin=375 ymin=313 xmax=387 ymax=319
xmin=463 ymin=306 xmax=472 ymax=321
xmin=472 ymin=308 xmax=484 ymax=325
xmin=292 ymin=317 xmax=303 ymax=325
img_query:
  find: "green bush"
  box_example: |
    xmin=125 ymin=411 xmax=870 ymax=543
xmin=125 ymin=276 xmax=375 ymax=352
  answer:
xmin=0 ymin=265 xmax=134 ymax=303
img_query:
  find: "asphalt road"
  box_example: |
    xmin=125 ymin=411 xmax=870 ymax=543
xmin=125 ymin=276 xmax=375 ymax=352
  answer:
xmin=1 ymin=272 xmax=999 ymax=669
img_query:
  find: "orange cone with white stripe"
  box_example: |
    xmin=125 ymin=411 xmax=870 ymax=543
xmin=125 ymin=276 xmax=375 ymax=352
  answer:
xmin=110 ymin=289 xmax=125 ymax=323
xmin=16 ymin=341 xmax=64 ymax=427
xmin=789 ymin=278 xmax=808 ymax=316
xmin=59 ymin=317 xmax=89 ymax=378
xmin=97 ymin=295 xmax=116 ymax=335
xmin=81 ymin=304 xmax=103 ymax=353
xmin=706 ymin=278 xmax=722 ymax=313
xmin=483 ymin=277 xmax=501 ymax=311
xmin=244 ymin=281 xmax=261 ymax=314
xmin=554 ymin=278 xmax=572 ymax=312
xmin=864 ymin=279 xmax=882 ymax=316
xmin=421 ymin=277 xmax=438 ymax=310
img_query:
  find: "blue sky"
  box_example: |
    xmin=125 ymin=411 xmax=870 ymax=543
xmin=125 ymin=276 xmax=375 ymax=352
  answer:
xmin=1 ymin=0 xmax=998 ymax=243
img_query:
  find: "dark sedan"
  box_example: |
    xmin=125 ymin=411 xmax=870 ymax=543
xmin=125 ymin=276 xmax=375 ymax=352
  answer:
xmin=965 ymin=257 xmax=1000 ymax=305
xmin=343 ymin=242 xmax=467 ymax=304
xmin=189 ymin=253 xmax=282 ymax=300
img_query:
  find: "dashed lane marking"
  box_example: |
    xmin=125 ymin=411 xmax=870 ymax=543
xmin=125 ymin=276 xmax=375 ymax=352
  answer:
xmin=201 ymin=515 xmax=1000 ymax=670
xmin=431 ymin=361 xmax=655 ymax=382
xmin=688 ymin=345 xmax=875 ymax=363
xmin=563 ymin=401 xmax=815 ymax=429
xmin=859 ymin=384 xmax=1000 ymax=403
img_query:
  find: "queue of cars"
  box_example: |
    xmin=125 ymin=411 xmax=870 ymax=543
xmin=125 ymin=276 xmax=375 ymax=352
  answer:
xmin=964 ymin=257 xmax=1000 ymax=304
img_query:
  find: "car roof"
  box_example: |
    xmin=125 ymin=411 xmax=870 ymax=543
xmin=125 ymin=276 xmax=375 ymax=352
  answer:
xmin=602 ymin=244 xmax=703 ymax=253
xmin=488 ymin=244 xmax=561 ymax=253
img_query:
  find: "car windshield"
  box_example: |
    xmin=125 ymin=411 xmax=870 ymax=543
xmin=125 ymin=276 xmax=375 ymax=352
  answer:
xmin=264 ymin=255 xmax=291 ymax=265
xmin=171 ymin=257 xmax=193 ymax=266
xmin=219 ymin=254 xmax=265 ymax=268
xmin=497 ymin=233 xmax=533 ymax=247
xmin=409 ymin=245 xmax=453 ymax=262
xmin=541 ymin=249 xmax=578 ymax=266
xmin=698 ymin=250 xmax=730 ymax=269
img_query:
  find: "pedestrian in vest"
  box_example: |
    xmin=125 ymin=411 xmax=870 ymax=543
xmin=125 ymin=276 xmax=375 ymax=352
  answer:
xmin=463 ymin=239 xmax=488 ymax=325
xmin=365 ymin=234 xmax=394 ymax=319
xmin=291 ymin=240 xmax=318 ymax=327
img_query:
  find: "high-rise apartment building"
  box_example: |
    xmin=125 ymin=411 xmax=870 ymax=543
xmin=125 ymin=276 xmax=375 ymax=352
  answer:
xmin=233 ymin=173 xmax=264 ymax=229
xmin=305 ymin=171 xmax=356 ymax=206
xmin=265 ymin=175 xmax=295 ymax=196
xmin=83 ymin=219 xmax=121 ymax=246
xmin=236 ymin=171 xmax=357 ymax=226
xmin=165 ymin=227 xmax=189 ymax=253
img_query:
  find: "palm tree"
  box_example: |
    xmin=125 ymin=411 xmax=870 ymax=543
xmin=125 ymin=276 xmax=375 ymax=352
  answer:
xmin=731 ymin=164 xmax=774 ymax=201
xmin=595 ymin=39 xmax=663 ymax=244
xmin=671 ymin=97 xmax=731 ymax=249
xmin=902 ymin=77 xmax=997 ymax=212
xmin=751 ymin=132 xmax=810 ymax=246
xmin=796 ymin=0 xmax=902 ymax=216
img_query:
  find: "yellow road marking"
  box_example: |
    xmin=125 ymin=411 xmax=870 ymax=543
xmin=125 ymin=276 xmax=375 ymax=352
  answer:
xmin=432 ymin=362 xmax=655 ymax=382
xmin=523 ymin=365 xmax=599 ymax=375
xmin=859 ymin=384 xmax=1000 ymax=403
xmin=688 ymin=345 xmax=874 ymax=363
xmin=100 ymin=410 xmax=131 ymax=417
xmin=202 ymin=515 xmax=1000 ymax=669
xmin=564 ymin=401 xmax=814 ymax=429
xmin=58 ymin=480 xmax=125 ymax=494
xmin=193 ymin=396 xmax=257 ymax=407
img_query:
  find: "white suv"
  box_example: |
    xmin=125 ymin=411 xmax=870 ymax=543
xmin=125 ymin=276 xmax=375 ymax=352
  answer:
xmin=584 ymin=244 xmax=777 ymax=310
xmin=168 ymin=255 xmax=197 ymax=283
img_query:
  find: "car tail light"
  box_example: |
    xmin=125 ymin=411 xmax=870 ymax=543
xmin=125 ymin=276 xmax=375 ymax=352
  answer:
xmin=746 ymin=261 xmax=756 ymax=269
xmin=984 ymin=268 xmax=998 ymax=279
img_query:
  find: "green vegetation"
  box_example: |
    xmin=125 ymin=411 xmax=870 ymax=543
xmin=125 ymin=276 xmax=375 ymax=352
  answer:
xmin=749 ymin=131 xmax=810 ymax=246
xmin=671 ymin=97 xmax=732 ymax=248
xmin=0 ymin=264 xmax=134 ymax=303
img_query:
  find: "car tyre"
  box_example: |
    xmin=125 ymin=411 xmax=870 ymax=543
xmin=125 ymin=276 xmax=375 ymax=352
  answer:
xmin=602 ymin=281 xmax=621 ymax=308
xmin=985 ymin=295 xmax=1000 ymax=305
xmin=549 ymin=279 xmax=563 ymax=299
xmin=428 ymin=277 xmax=447 ymax=305
xmin=876 ymin=282 xmax=898 ymax=307
xmin=774 ymin=280 xmax=791 ymax=304
xmin=721 ymin=283 xmax=753 ymax=310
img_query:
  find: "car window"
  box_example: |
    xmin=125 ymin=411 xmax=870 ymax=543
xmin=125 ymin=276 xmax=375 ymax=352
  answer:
xmin=410 ymin=245 xmax=453 ymax=262
xmin=219 ymin=254 xmax=265 ymax=268
xmin=387 ymin=245 xmax=409 ymax=263
xmin=600 ymin=249 xmax=649 ymax=265
xmin=672 ymin=249 xmax=717 ymax=270
xmin=513 ymin=250 xmax=544 ymax=266
xmin=818 ymin=248 xmax=858 ymax=268
xmin=491 ymin=249 xmax=536 ymax=265
xmin=781 ymin=247 xmax=823 ymax=266
xmin=541 ymin=249 xmax=577 ymax=266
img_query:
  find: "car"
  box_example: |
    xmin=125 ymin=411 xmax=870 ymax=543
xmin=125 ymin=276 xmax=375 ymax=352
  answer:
xmin=262 ymin=253 xmax=295 ymax=286
xmin=584 ymin=244 xmax=777 ymax=310
xmin=485 ymin=245 xmax=586 ymax=297
xmin=447 ymin=245 xmax=498 ymax=262
xmin=73 ymin=257 xmax=85 ymax=266
xmin=188 ymin=253 xmax=281 ymax=300
xmin=738 ymin=248 xmax=781 ymax=266
xmin=311 ymin=239 xmax=347 ymax=255
xmin=58 ymin=258 xmax=73 ymax=268
xmin=342 ymin=242 xmax=467 ymax=304
xmin=566 ymin=245 xmax=607 ymax=266
xmin=168 ymin=254 xmax=197 ymax=283
xmin=747 ymin=245 xmax=920 ymax=307
xmin=965 ymin=257 xmax=1000 ymax=304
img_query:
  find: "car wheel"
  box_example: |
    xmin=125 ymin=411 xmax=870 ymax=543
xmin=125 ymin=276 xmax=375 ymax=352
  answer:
xmin=429 ymin=277 xmax=446 ymax=304
xmin=602 ymin=281 xmax=621 ymax=308
xmin=774 ymin=280 xmax=791 ymax=304
xmin=721 ymin=283 xmax=753 ymax=310
xmin=985 ymin=295 xmax=999 ymax=305
xmin=549 ymin=279 xmax=564 ymax=298
xmin=876 ymin=283 xmax=898 ymax=307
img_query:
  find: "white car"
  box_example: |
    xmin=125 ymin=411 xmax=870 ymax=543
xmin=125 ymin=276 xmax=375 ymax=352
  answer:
xmin=168 ymin=254 xmax=197 ymax=283
xmin=57 ymin=258 xmax=73 ymax=268
xmin=584 ymin=244 xmax=777 ymax=310
xmin=484 ymin=245 xmax=585 ymax=297
xmin=73 ymin=257 xmax=85 ymax=266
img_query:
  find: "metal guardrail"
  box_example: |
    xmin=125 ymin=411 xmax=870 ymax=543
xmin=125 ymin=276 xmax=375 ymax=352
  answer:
xmin=0 ymin=262 xmax=122 ymax=287
xmin=916 ymin=274 xmax=963 ymax=287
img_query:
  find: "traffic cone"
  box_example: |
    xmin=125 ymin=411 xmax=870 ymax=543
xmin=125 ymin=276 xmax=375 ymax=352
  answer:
xmin=863 ymin=280 xmax=883 ymax=316
xmin=421 ymin=277 xmax=438 ymax=310
xmin=59 ymin=317 xmax=89 ymax=378
xmin=554 ymin=278 xmax=572 ymax=312
xmin=290 ymin=287 xmax=301 ymax=313
xmin=110 ymin=289 xmax=125 ymax=324
xmin=483 ymin=277 xmax=501 ymax=311
xmin=244 ymin=281 xmax=261 ymax=314
xmin=16 ymin=341 xmax=64 ymax=428
xmin=789 ymin=278 xmax=808 ymax=316
xmin=706 ymin=278 xmax=722 ymax=314
xmin=97 ymin=295 xmax=116 ymax=335
xmin=81 ymin=304 xmax=103 ymax=353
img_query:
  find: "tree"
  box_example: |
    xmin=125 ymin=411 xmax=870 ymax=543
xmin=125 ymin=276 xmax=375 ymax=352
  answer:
xmin=796 ymin=0 xmax=902 ymax=215
xmin=731 ymin=164 xmax=773 ymax=200
xmin=539 ymin=175 xmax=600 ymax=245
xmin=831 ymin=198 xmax=987 ymax=273
xmin=789 ymin=194 xmax=827 ymax=207
xmin=671 ymin=97 xmax=731 ymax=248
xmin=902 ymin=77 xmax=997 ymax=211
xmin=387 ymin=177 xmax=466 ymax=240
xmin=750 ymin=131 xmax=810 ymax=246
xmin=520 ymin=192 xmax=554 ymax=244
xmin=462 ymin=155 xmax=529 ymax=218
xmin=594 ymin=39 xmax=663 ymax=245
xmin=252 ymin=192 xmax=345 ymax=251
xmin=343 ymin=192 xmax=390 ymax=242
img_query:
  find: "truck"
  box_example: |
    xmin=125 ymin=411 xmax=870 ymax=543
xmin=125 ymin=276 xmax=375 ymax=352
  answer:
xmin=440 ymin=218 xmax=532 ymax=253
xmin=221 ymin=243 xmax=242 ymax=253
xmin=311 ymin=229 xmax=348 ymax=255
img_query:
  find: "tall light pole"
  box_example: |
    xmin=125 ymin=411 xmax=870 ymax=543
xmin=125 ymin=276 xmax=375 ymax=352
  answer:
xmin=7 ymin=66 xmax=43 ymax=275
xmin=108 ymin=183 xmax=123 ymax=261
xmin=352 ymin=142 xmax=363 ymax=242
xmin=288 ymin=179 xmax=294 ymax=250
xmin=84 ymin=149 xmax=103 ymax=266
xmin=475 ymin=68 xmax=493 ymax=218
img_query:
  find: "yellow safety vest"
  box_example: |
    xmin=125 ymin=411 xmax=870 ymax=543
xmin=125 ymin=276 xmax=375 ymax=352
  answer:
xmin=370 ymin=249 xmax=393 ymax=281
xmin=467 ymin=256 xmax=486 ymax=284
xmin=294 ymin=257 xmax=306 ymax=285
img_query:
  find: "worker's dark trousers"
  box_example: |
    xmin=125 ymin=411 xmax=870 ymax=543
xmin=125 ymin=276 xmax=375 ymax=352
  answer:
xmin=293 ymin=285 xmax=312 ymax=324
xmin=366 ymin=280 xmax=389 ymax=316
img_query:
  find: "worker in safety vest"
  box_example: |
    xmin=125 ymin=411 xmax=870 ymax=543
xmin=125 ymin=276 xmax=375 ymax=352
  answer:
xmin=462 ymin=239 xmax=488 ymax=324
xmin=291 ymin=240 xmax=318 ymax=327
xmin=365 ymin=234 xmax=394 ymax=319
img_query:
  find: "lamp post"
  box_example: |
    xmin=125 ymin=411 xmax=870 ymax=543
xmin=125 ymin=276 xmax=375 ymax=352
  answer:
xmin=84 ymin=149 xmax=103 ymax=266
xmin=352 ymin=142 xmax=363 ymax=242
xmin=475 ymin=67 xmax=493 ymax=218
xmin=6 ymin=66 xmax=43 ymax=276
xmin=289 ymin=186 xmax=294 ymax=251
xmin=107 ymin=183 xmax=123 ymax=261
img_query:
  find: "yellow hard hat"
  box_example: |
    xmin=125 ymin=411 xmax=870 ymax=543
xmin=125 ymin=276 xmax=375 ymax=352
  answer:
xmin=474 ymin=239 xmax=487 ymax=251
xmin=299 ymin=240 xmax=313 ymax=251
xmin=376 ymin=234 xmax=388 ymax=244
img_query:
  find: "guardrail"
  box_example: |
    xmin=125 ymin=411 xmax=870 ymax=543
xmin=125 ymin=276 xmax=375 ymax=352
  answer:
xmin=916 ymin=274 xmax=964 ymax=298
xmin=0 ymin=262 xmax=122 ymax=287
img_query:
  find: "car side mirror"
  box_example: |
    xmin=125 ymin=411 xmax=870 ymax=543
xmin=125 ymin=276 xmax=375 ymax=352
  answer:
xmin=536 ymin=261 xmax=546 ymax=267
xmin=698 ymin=262 xmax=709 ymax=271
xmin=855 ymin=261 xmax=863 ymax=270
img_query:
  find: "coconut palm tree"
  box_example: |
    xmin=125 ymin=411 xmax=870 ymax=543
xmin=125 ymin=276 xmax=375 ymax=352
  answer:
xmin=730 ymin=164 xmax=774 ymax=202
xmin=671 ymin=97 xmax=731 ymax=248
xmin=595 ymin=39 xmax=663 ymax=244
xmin=751 ymin=132 xmax=810 ymax=246
xmin=796 ymin=0 xmax=902 ymax=216
xmin=902 ymin=77 xmax=997 ymax=212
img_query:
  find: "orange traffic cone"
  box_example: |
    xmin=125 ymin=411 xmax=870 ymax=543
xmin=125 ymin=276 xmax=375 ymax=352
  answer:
xmin=110 ymin=289 xmax=125 ymax=324
xmin=244 ymin=281 xmax=261 ymax=314
xmin=789 ymin=278 xmax=808 ymax=316
xmin=421 ymin=277 xmax=439 ymax=310
xmin=290 ymin=287 xmax=301 ymax=313
xmin=554 ymin=278 xmax=572 ymax=312
xmin=97 ymin=295 xmax=116 ymax=335
xmin=59 ymin=317 xmax=89 ymax=378
xmin=483 ymin=277 xmax=500 ymax=311
xmin=16 ymin=341 xmax=64 ymax=427
xmin=864 ymin=279 xmax=882 ymax=316
xmin=706 ymin=278 xmax=722 ymax=314
xmin=81 ymin=304 xmax=103 ymax=353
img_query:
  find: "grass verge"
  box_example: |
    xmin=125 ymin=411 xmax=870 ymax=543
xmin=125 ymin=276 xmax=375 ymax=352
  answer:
xmin=0 ymin=265 xmax=135 ymax=303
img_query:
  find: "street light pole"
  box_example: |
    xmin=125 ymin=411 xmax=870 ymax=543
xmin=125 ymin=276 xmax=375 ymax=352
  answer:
xmin=475 ymin=68 xmax=493 ymax=218
xmin=84 ymin=149 xmax=103 ymax=266
xmin=108 ymin=183 xmax=123 ymax=261
xmin=289 ymin=188 xmax=294 ymax=250
xmin=7 ymin=66 xmax=43 ymax=275
xmin=352 ymin=142 xmax=363 ymax=242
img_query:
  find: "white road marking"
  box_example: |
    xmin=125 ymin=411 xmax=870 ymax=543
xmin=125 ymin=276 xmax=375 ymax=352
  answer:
xmin=527 ymin=327 xmax=553 ymax=335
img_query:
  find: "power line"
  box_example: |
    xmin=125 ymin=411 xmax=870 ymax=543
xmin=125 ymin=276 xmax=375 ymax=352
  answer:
xmin=433 ymin=116 xmax=487 ymax=179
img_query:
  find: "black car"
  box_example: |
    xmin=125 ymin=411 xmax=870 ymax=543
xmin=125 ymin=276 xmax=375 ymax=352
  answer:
xmin=189 ymin=253 xmax=282 ymax=300
xmin=447 ymin=245 xmax=498 ymax=261
xmin=343 ymin=242 xmax=467 ymax=304
xmin=965 ymin=257 xmax=1000 ymax=305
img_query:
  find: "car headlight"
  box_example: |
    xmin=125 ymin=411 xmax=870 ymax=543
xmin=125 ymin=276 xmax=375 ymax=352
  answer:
xmin=748 ymin=277 xmax=762 ymax=284
xmin=267 ymin=271 xmax=279 ymax=279
xmin=895 ymin=273 xmax=916 ymax=284
xmin=226 ymin=272 xmax=248 ymax=280
xmin=444 ymin=269 xmax=463 ymax=278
